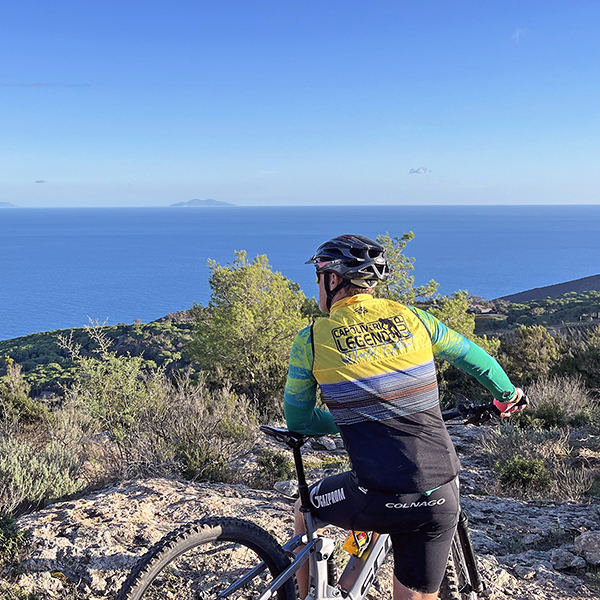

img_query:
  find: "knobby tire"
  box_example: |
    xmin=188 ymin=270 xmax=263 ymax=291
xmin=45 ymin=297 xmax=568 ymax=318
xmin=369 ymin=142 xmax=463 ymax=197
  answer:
xmin=117 ymin=516 xmax=297 ymax=600
xmin=438 ymin=531 xmax=478 ymax=600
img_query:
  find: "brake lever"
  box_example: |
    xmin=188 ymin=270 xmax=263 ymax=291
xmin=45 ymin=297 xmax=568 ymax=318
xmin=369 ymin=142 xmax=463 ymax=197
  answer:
xmin=456 ymin=403 xmax=493 ymax=426
xmin=466 ymin=409 xmax=492 ymax=426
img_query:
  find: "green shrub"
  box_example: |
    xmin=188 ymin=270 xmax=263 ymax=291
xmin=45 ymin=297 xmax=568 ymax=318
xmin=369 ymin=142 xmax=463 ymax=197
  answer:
xmin=478 ymin=422 xmax=593 ymax=500
xmin=58 ymin=329 xmax=257 ymax=483
xmin=165 ymin=377 xmax=257 ymax=483
xmin=0 ymin=358 xmax=49 ymax=424
xmin=499 ymin=325 xmax=560 ymax=386
xmin=556 ymin=326 xmax=600 ymax=390
xmin=62 ymin=341 xmax=164 ymax=447
xmin=512 ymin=376 xmax=600 ymax=431
xmin=253 ymin=448 xmax=295 ymax=488
xmin=498 ymin=457 xmax=551 ymax=491
xmin=0 ymin=436 xmax=83 ymax=514
xmin=0 ymin=512 xmax=31 ymax=566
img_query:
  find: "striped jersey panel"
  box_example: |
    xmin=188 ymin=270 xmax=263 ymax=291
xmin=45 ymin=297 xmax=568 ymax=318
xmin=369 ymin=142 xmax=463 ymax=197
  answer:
xmin=320 ymin=360 xmax=439 ymax=425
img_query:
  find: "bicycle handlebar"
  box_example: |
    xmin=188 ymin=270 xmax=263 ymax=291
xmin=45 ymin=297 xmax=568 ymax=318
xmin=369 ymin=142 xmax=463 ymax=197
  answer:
xmin=442 ymin=394 xmax=528 ymax=425
xmin=442 ymin=402 xmax=497 ymax=425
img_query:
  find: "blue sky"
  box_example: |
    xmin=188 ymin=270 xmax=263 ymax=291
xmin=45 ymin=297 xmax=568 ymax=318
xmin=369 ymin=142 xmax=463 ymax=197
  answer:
xmin=2 ymin=0 xmax=599 ymax=206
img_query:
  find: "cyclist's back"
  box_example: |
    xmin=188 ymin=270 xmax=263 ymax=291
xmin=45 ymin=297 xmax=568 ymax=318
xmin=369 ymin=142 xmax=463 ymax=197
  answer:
xmin=285 ymin=235 xmax=524 ymax=600
xmin=295 ymin=293 xmax=459 ymax=493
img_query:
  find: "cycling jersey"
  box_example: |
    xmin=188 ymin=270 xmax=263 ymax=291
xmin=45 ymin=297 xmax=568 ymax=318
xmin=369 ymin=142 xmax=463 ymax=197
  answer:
xmin=284 ymin=294 xmax=515 ymax=493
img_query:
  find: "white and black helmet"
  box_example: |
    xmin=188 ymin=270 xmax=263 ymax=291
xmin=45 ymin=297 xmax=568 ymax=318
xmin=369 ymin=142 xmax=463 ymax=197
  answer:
xmin=306 ymin=235 xmax=389 ymax=310
xmin=306 ymin=234 xmax=389 ymax=286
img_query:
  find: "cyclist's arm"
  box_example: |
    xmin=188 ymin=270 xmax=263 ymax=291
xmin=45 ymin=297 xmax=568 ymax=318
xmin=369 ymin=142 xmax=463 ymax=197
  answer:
xmin=410 ymin=306 xmax=517 ymax=401
xmin=284 ymin=327 xmax=339 ymax=435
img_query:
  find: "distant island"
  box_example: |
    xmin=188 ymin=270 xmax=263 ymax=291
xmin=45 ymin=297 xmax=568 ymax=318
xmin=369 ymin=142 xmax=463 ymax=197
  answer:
xmin=0 ymin=202 xmax=17 ymax=208
xmin=170 ymin=199 xmax=235 ymax=207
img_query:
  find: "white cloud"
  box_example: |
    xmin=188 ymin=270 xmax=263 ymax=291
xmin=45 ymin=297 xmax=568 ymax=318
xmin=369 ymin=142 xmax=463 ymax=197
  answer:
xmin=410 ymin=167 xmax=428 ymax=174
xmin=512 ymin=28 xmax=528 ymax=42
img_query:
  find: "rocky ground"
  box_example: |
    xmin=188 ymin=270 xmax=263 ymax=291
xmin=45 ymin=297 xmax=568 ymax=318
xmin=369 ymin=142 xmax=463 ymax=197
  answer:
xmin=2 ymin=423 xmax=600 ymax=599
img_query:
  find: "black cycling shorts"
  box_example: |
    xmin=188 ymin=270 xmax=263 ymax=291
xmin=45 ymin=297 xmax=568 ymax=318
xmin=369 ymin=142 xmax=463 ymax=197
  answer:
xmin=308 ymin=472 xmax=460 ymax=594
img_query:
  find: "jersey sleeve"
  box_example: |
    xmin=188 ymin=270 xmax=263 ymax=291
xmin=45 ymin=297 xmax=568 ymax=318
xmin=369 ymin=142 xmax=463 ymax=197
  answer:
xmin=284 ymin=326 xmax=339 ymax=435
xmin=409 ymin=306 xmax=517 ymax=401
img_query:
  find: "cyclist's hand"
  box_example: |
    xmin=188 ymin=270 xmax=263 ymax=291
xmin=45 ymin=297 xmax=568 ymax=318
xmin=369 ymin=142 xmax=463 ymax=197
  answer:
xmin=493 ymin=387 xmax=527 ymax=417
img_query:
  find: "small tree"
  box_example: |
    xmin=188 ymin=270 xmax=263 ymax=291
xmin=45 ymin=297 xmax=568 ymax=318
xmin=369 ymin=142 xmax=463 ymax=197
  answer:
xmin=375 ymin=232 xmax=438 ymax=304
xmin=556 ymin=326 xmax=600 ymax=390
xmin=428 ymin=291 xmax=475 ymax=338
xmin=188 ymin=251 xmax=309 ymax=420
xmin=499 ymin=325 xmax=560 ymax=386
xmin=0 ymin=357 xmax=49 ymax=424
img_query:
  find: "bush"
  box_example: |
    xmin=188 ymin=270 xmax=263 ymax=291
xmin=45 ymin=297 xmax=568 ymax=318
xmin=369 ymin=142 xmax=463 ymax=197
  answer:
xmin=556 ymin=326 xmax=600 ymax=391
xmin=479 ymin=422 xmax=593 ymax=500
xmin=499 ymin=325 xmax=560 ymax=386
xmin=60 ymin=330 xmax=165 ymax=447
xmin=0 ymin=358 xmax=49 ymax=425
xmin=164 ymin=377 xmax=257 ymax=483
xmin=0 ymin=512 xmax=31 ymax=566
xmin=0 ymin=436 xmax=83 ymax=514
xmin=498 ymin=457 xmax=551 ymax=491
xmin=58 ymin=329 xmax=257 ymax=483
xmin=511 ymin=376 xmax=599 ymax=431
xmin=252 ymin=448 xmax=295 ymax=489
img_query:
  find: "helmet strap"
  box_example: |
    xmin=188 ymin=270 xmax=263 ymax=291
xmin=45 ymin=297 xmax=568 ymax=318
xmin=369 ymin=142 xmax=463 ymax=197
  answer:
xmin=324 ymin=273 xmax=349 ymax=312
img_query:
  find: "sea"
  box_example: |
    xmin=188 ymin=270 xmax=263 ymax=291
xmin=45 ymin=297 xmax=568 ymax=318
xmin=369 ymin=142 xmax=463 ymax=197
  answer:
xmin=1 ymin=205 xmax=599 ymax=342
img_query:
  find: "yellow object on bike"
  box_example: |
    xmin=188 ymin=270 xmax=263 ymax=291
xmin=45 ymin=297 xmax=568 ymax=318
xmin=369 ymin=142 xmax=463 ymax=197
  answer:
xmin=342 ymin=530 xmax=371 ymax=557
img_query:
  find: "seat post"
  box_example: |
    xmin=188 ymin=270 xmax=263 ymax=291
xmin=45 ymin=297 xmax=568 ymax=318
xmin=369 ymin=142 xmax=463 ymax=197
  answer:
xmin=291 ymin=443 xmax=312 ymax=510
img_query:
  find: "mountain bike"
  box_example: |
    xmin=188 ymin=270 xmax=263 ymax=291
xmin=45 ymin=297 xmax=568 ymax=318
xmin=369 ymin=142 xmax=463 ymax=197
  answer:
xmin=117 ymin=402 xmax=505 ymax=600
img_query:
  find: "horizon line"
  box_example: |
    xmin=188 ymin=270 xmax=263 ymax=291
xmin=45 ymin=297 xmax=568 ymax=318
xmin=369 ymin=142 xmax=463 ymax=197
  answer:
xmin=3 ymin=202 xmax=600 ymax=209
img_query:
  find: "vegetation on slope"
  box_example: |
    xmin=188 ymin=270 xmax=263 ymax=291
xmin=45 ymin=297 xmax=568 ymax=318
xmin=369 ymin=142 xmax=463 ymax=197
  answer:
xmin=0 ymin=319 xmax=194 ymax=395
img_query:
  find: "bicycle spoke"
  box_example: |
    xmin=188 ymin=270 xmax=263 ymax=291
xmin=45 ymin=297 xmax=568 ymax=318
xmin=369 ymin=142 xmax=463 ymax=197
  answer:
xmin=139 ymin=539 xmax=274 ymax=600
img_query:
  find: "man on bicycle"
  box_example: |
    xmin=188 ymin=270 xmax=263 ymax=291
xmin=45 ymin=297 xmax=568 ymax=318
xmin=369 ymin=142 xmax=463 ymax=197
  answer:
xmin=284 ymin=234 xmax=523 ymax=600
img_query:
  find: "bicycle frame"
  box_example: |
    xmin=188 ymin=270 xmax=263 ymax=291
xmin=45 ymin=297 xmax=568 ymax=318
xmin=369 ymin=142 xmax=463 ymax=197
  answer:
xmin=245 ymin=515 xmax=392 ymax=600
xmin=252 ymin=426 xmax=395 ymax=600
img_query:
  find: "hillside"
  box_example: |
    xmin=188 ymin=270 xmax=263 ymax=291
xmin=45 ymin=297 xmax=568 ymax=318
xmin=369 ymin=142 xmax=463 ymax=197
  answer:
xmin=497 ymin=274 xmax=600 ymax=303
xmin=0 ymin=315 xmax=196 ymax=393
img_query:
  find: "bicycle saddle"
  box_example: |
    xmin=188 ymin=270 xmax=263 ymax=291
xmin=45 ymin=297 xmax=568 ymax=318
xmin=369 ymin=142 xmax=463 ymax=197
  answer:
xmin=259 ymin=425 xmax=307 ymax=448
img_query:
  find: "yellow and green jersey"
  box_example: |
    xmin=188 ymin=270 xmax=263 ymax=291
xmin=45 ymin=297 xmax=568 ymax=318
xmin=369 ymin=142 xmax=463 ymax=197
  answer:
xmin=284 ymin=294 xmax=515 ymax=493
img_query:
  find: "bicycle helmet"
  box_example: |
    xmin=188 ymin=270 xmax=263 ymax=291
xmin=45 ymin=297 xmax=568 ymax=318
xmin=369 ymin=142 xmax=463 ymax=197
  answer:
xmin=306 ymin=235 xmax=389 ymax=310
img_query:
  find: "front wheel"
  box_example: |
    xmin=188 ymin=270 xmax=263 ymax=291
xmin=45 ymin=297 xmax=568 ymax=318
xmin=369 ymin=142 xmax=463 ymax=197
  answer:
xmin=117 ymin=516 xmax=297 ymax=600
xmin=438 ymin=532 xmax=478 ymax=600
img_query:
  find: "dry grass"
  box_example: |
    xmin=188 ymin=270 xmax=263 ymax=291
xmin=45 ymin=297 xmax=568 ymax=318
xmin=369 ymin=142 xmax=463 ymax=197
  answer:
xmin=478 ymin=423 xmax=593 ymax=500
xmin=524 ymin=376 xmax=600 ymax=429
